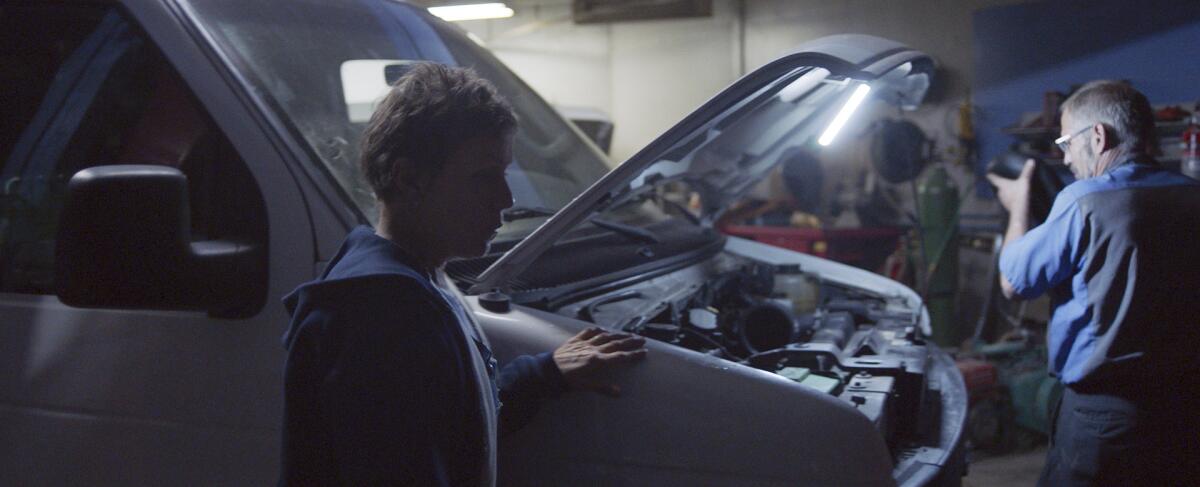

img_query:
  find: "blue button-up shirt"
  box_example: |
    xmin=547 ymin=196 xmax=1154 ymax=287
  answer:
xmin=999 ymin=160 xmax=1200 ymax=385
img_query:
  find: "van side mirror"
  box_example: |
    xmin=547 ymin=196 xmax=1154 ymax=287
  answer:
xmin=55 ymin=165 xmax=264 ymax=317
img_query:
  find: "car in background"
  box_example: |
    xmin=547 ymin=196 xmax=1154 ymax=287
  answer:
xmin=0 ymin=1 xmax=965 ymax=485
xmin=556 ymin=105 xmax=615 ymax=155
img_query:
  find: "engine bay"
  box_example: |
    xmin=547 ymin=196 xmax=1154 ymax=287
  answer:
xmin=544 ymin=252 xmax=936 ymax=450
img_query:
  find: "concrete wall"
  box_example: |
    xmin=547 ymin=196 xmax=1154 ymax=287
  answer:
xmin=456 ymin=0 xmax=741 ymax=164
xmin=457 ymin=3 xmax=612 ymax=121
xmin=609 ymin=1 xmax=741 ymax=164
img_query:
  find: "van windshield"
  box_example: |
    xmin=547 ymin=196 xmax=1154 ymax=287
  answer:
xmin=183 ymin=0 xmax=613 ymax=240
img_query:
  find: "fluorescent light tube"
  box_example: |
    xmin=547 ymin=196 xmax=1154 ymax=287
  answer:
xmin=428 ymin=3 xmax=514 ymax=22
xmin=818 ymin=83 xmax=871 ymax=146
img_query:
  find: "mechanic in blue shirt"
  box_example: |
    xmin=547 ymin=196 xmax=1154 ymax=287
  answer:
xmin=279 ymin=63 xmax=647 ymax=486
xmin=989 ymin=81 xmax=1200 ymax=487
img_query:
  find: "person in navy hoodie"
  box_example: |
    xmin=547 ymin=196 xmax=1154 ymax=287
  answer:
xmin=279 ymin=63 xmax=647 ymax=486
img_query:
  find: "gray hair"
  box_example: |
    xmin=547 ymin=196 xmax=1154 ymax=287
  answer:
xmin=1060 ymin=80 xmax=1156 ymax=155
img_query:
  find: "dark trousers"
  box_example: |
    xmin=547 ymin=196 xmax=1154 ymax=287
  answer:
xmin=1038 ymin=386 xmax=1200 ymax=487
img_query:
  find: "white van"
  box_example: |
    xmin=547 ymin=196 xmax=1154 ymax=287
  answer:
xmin=0 ymin=1 xmax=965 ymax=485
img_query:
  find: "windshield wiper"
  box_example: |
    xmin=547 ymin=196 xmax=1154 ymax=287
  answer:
xmin=501 ymin=205 xmax=557 ymax=222
xmin=589 ymin=216 xmax=660 ymax=244
xmin=658 ymin=196 xmax=701 ymax=226
xmin=502 ymin=205 xmax=660 ymax=245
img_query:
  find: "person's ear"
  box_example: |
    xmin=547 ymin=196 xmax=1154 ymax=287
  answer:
xmin=389 ymin=158 xmax=424 ymax=208
xmin=1092 ymin=123 xmax=1112 ymax=152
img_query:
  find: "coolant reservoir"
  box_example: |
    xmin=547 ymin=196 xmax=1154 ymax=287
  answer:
xmin=774 ymin=264 xmax=818 ymax=314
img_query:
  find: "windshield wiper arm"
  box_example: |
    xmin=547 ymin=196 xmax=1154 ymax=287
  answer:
xmin=661 ymin=197 xmax=701 ymax=226
xmin=589 ymin=216 xmax=660 ymax=244
xmin=502 ymin=205 xmax=659 ymax=244
xmin=501 ymin=205 xmax=557 ymax=222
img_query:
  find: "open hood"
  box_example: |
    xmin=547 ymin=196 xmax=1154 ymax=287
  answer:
xmin=469 ymin=34 xmax=934 ymax=294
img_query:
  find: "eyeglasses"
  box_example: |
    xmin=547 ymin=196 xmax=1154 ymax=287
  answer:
xmin=1054 ymin=126 xmax=1090 ymax=152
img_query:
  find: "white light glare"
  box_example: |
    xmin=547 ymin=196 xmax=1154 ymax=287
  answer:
xmin=818 ymin=83 xmax=872 ymax=146
xmin=428 ymin=3 xmax=514 ymax=22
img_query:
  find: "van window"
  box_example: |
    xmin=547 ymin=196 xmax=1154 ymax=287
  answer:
xmin=185 ymin=0 xmax=615 ymax=241
xmin=0 ymin=6 xmax=267 ymax=298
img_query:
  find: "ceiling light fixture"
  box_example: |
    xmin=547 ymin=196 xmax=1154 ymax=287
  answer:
xmin=818 ymin=83 xmax=871 ymax=146
xmin=428 ymin=3 xmax=514 ymax=22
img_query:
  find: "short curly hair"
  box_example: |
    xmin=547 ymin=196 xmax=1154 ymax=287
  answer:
xmin=360 ymin=63 xmax=516 ymax=203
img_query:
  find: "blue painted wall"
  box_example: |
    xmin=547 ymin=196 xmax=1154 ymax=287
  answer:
xmin=972 ymin=0 xmax=1200 ymax=195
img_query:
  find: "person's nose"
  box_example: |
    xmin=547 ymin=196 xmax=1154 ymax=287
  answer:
xmin=495 ymin=178 xmax=514 ymax=212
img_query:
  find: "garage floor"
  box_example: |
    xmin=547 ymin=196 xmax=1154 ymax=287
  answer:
xmin=963 ymin=447 xmax=1047 ymax=487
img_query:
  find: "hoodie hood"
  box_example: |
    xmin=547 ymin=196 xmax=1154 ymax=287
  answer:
xmin=281 ymin=226 xmax=437 ymax=348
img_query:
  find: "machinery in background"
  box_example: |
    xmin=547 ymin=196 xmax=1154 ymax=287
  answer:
xmin=718 ymin=144 xmax=907 ymax=274
xmin=869 ymin=118 xmax=964 ymax=348
xmin=916 ymin=166 xmax=959 ymax=347
xmin=981 ymin=339 xmax=1061 ymax=439
xmin=957 ymin=335 xmax=1061 ymax=454
xmin=870 ymin=118 xmax=929 ymax=185
xmin=721 ymin=225 xmax=904 ymax=274
xmin=717 ymin=117 xmax=976 ymax=348
xmin=954 ymin=227 xmax=1060 ymax=455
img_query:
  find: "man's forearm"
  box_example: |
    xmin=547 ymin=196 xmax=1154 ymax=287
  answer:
xmin=998 ymin=212 xmax=1029 ymax=299
xmin=989 ymin=158 xmax=1035 ymax=300
xmin=1001 ymin=212 xmax=1029 ymax=253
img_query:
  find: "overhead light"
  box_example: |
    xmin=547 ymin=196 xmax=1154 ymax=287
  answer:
xmin=818 ymin=83 xmax=871 ymax=146
xmin=428 ymin=3 xmax=514 ymax=22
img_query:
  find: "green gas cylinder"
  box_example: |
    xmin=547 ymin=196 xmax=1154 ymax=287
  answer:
xmin=918 ymin=166 xmax=959 ymax=347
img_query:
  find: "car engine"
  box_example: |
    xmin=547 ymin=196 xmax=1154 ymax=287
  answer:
xmin=547 ymin=253 xmax=934 ymax=450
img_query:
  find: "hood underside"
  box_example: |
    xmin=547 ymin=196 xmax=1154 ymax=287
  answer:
xmin=470 ymin=34 xmax=934 ymax=295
